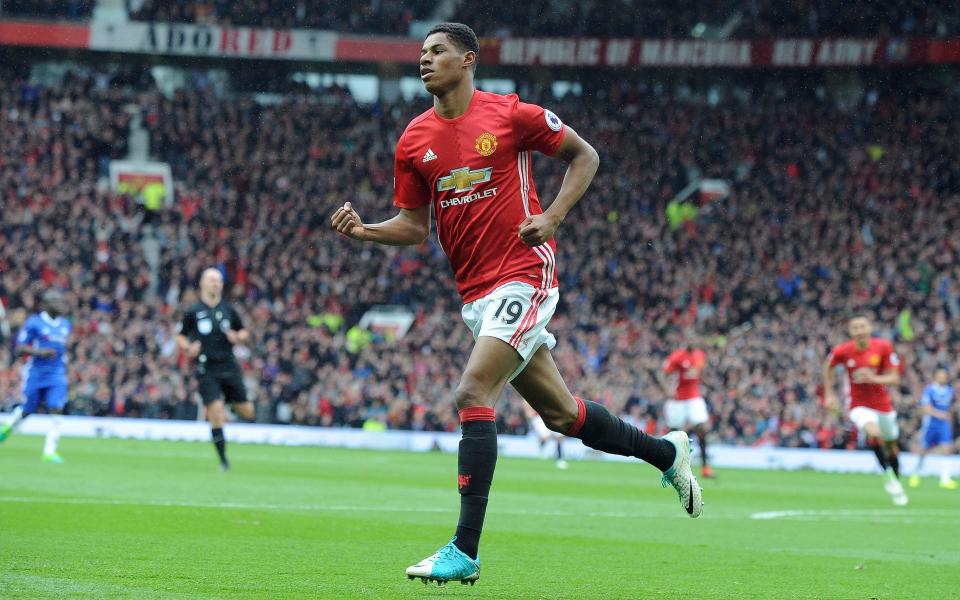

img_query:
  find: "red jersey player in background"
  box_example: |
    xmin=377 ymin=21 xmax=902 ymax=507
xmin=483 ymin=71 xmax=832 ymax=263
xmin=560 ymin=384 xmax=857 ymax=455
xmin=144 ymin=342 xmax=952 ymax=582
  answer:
xmin=663 ymin=341 xmax=713 ymax=478
xmin=331 ymin=22 xmax=702 ymax=586
xmin=823 ymin=315 xmax=907 ymax=506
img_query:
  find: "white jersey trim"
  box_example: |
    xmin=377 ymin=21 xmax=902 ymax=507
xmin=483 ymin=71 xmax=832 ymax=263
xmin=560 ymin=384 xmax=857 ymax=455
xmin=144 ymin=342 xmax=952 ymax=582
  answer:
xmin=508 ymin=147 xmax=555 ymax=348
xmin=518 ymin=150 xmax=531 ymax=217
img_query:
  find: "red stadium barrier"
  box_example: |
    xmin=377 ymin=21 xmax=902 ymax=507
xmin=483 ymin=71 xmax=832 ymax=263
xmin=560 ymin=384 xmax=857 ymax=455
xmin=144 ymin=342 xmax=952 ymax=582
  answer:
xmin=928 ymin=39 xmax=960 ymax=63
xmin=335 ymin=36 xmax=421 ymax=63
xmin=0 ymin=20 xmax=88 ymax=48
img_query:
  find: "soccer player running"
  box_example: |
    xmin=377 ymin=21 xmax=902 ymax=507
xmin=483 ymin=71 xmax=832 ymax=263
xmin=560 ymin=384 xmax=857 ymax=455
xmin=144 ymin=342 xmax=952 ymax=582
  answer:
xmin=0 ymin=289 xmax=72 ymax=463
xmin=663 ymin=340 xmax=713 ymax=478
xmin=176 ymin=268 xmax=254 ymax=471
xmin=330 ymin=23 xmax=702 ymax=586
xmin=823 ymin=316 xmax=908 ymax=505
xmin=908 ymin=368 xmax=956 ymax=489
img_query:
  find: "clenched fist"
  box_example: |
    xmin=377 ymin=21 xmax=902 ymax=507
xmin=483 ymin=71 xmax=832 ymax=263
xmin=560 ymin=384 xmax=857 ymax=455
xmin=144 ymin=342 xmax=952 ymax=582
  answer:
xmin=518 ymin=213 xmax=560 ymax=247
xmin=330 ymin=202 xmax=366 ymax=241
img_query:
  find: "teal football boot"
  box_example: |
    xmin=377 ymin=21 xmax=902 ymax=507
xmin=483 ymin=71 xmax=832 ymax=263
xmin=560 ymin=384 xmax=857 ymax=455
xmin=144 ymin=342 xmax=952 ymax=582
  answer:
xmin=405 ymin=537 xmax=480 ymax=586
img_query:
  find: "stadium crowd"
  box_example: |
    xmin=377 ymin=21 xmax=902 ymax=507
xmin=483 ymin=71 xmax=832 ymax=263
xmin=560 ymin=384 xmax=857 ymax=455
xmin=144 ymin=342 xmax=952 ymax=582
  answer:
xmin=1 ymin=65 xmax=959 ymax=452
xmin=458 ymin=0 xmax=960 ymax=38
xmin=128 ymin=0 xmax=433 ymax=35
xmin=7 ymin=0 xmax=956 ymax=39
xmin=1 ymin=0 xmax=93 ymax=20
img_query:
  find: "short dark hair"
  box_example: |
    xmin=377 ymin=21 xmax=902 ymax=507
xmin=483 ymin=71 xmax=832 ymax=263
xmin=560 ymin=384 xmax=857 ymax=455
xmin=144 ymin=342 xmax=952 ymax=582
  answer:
xmin=427 ymin=22 xmax=479 ymax=66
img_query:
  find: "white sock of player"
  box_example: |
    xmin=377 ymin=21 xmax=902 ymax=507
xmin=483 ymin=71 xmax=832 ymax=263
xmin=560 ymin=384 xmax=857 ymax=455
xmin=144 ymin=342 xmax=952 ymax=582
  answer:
xmin=5 ymin=405 xmax=25 ymax=430
xmin=884 ymin=467 xmax=898 ymax=484
xmin=940 ymin=461 xmax=952 ymax=484
xmin=43 ymin=417 xmax=61 ymax=456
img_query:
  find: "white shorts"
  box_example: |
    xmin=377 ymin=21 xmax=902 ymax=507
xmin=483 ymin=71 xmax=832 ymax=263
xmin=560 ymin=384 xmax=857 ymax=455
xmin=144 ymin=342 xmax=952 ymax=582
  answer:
xmin=664 ymin=397 xmax=709 ymax=429
xmin=849 ymin=406 xmax=900 ymax=441
xmin=461 ymin=281 xmax=558 ymax=382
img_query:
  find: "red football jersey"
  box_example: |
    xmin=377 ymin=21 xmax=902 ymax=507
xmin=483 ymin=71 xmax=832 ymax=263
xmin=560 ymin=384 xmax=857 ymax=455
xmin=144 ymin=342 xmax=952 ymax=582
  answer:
xmin=393 ymin=90 xmax=566 ymax=303
xmin=828 ymin=337 xmax=899 ymax=412
xmin=664 ymin=348 xmax=705 ymax=401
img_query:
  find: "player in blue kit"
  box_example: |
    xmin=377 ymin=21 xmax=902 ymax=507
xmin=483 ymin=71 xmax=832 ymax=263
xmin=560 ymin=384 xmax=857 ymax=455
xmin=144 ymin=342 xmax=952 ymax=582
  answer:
xmin=908 ymin=368 xmax=956 ymax=489
xmin=0 ymin=290 xmax=72 ymax=463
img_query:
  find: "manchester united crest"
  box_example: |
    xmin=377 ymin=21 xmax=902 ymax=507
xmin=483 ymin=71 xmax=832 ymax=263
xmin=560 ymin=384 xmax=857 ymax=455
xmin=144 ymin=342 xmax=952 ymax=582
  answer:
xmin=475 ymin=132 xmax=498 ymax=157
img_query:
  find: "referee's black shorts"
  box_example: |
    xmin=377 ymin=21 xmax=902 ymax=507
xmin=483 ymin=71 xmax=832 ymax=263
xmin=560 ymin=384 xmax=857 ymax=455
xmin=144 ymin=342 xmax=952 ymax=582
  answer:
xmin=196 ymin=366 xmax=248 ymax=406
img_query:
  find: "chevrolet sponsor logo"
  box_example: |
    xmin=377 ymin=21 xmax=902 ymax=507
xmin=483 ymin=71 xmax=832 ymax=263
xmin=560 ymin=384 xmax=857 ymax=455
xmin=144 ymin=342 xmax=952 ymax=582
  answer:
xmin=436 ymin=166 xmax=492 ymax=193
xmin=440 ymin=187 xmax=498 ymax=208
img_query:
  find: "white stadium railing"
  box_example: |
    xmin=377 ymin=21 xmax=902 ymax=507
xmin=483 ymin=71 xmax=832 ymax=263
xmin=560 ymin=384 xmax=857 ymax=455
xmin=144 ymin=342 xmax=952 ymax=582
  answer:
xmin=5 ymin=414 xmax=959 ymax=476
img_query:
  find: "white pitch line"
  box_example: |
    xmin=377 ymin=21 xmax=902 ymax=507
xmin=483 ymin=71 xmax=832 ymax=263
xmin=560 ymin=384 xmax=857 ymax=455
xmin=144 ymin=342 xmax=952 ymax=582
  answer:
xmin=750 ymin=509 xmax=955 ymax=521
xmin=0 ymin=495 xmax=645 ymax=519
xmin=24 ymin=496 xmax=948 ymax=524
xmin=0 ymin=495 xmax=445 ymax=513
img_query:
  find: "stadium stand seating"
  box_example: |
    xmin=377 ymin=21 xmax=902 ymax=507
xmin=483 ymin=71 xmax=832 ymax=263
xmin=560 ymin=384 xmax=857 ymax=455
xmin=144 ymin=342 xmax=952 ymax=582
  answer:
xmin=1 ymin=66 xmax=958 ymax=451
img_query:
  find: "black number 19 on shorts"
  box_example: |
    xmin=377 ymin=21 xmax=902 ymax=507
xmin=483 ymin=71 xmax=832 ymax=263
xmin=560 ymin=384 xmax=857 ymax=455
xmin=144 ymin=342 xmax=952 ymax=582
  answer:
xmin=493 ymin=299 xmax=524 ymax=325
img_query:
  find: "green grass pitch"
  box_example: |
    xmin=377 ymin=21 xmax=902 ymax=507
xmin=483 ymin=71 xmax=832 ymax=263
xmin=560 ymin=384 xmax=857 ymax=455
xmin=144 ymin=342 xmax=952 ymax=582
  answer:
xmin=1 ymin=436 xmax=957 ymax=599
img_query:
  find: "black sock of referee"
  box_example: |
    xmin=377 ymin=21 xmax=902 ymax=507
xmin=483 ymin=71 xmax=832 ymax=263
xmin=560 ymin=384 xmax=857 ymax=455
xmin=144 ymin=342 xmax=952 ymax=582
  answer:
xmin=567 ymin=397 xmax=676 ymax=471
xmin=697 ymin=430 xmax=709 ymax=468
xmin=453 ymin=407 xmax=497 ymax=560
xmin=212 ymin=427 xmax=228 ymax=466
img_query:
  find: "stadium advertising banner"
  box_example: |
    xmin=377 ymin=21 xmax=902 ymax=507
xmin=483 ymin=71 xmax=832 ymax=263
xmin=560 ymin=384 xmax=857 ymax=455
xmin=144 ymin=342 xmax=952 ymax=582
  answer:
xmin=488 ymin=37 xmax=927 ymax=67
xmin=0 ymin=20 xmax=958 ymax=68
xmin=109 ymin=160 xmax=174 ymax=206
xmin=10 ymin=414 xmax=960 ymax=476
xmin=88 ymin=22 xmax=336 ymax=60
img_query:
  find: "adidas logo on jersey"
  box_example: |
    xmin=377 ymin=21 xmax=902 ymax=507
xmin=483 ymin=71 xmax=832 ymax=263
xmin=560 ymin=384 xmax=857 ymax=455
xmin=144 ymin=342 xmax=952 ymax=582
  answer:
xmin=422 ymin=148 xmax=437 ymax=163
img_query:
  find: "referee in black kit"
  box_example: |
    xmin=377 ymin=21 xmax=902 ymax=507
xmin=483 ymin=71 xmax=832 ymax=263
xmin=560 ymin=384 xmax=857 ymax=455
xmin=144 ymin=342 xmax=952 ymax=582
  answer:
xmin=177 ymin=268 xmax=254 ymax=471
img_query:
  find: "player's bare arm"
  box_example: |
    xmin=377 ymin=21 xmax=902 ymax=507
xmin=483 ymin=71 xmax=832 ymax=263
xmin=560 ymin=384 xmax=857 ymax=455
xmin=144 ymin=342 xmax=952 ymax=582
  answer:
xmin=15 ymin=343 xmax=55 ymax=359
xmin=331 ymin=202 xmax=430 ymax=246
xmin=175 ymin=334 xmax=201 ymax=358
xmin=852 ymin=367 xmax=900 ymax=386
xmin=822 ymin=359 xmax=838 ymax=407
xmin=922 ymin=402 xmax=951 ymax=421
xmin=518 ymin=127 xmax=599 ymax=247
xmin=225 ymin=328 xmax=250 ymax=345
